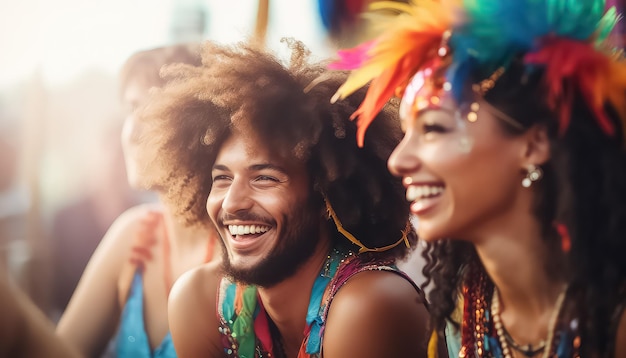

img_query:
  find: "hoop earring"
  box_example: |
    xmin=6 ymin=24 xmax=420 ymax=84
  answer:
xmin=522 ymin=164 xmax=542 ymax=188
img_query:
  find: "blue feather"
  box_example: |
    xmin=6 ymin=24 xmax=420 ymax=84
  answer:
xmin=318 ymin=0 xmax=337 ymax=31
xmin=450 ymin=0 xmax=612 ymax=77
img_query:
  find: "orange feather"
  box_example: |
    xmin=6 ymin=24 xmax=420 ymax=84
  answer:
xmin=331 ymin=0 xmax=459 ymax=147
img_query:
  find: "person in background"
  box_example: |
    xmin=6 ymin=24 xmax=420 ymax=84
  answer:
xmin=49 ymin=120 xmax=140 ymax=318
xmin=56 ymin=44 xmax=220 ymax=358
xmin=332 ymin=0 xmax=626 ymax=356
xmin=140 ymin=39 xmax=440 ymax=357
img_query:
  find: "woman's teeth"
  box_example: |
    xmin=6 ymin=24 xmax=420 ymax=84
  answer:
xmin=406 ymin=185 xmax=444 ymax=202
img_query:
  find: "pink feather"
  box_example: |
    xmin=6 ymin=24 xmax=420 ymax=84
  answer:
xmin=329 ymin=40 xmax=377 ymax=70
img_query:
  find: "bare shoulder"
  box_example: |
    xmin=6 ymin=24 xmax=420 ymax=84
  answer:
xmin=170 ymin=260 xmax=223 ymax=307
xmin=90 ymin=203 xmax=166 ymax=266
xmin=169 ymin=261 xmax=224 ymax=358
xmin=102 ymin=203 xmax=162 ymax=246
xmin=322 ymin=270 xmax=430 ymax=358
xmin=105 ymin=204 xmax=163 ymax=238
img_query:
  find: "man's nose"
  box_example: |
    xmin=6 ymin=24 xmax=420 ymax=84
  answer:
xmin=221 ymin=178 xmax=254 ymax=214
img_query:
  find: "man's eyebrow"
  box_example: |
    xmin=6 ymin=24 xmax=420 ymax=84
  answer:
xmin=212 ymin=163 xmax=289 ymax=174
xmin=212 ymin=164 xmax=229 ymax=172
xmin=249 ymin=163 xmax=288 ymax=174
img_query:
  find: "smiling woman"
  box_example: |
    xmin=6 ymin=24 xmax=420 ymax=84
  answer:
xmin=389 ymin=94 xmax=529 ymax=242
xmin=332 ymin=0 xmax=626 ymax=357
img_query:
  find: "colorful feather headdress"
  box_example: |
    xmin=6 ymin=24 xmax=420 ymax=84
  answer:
xmin=331 ymin=0 xmax=626 ymax=147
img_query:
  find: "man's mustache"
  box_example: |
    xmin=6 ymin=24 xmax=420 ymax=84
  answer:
xmin=220 ymin=211 xmax=276 ymax=225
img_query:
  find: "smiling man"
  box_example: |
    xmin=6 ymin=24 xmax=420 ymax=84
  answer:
xmin=139 ymin=40 xmax=437 ymax=358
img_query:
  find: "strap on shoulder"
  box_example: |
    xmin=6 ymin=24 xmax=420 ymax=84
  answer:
xmin=116 ymin=209 xmax=161 ymax=308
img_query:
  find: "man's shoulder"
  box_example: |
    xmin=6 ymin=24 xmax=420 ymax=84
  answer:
xmin=325 ymin=265 xmax=426 ymax=333
xmin=322 ymin=269 xmax=430 ymax=357
xmin=170 ymin=261 xmax=223 ymax=306
xmin=168 ymin=261 xmax=225 ymax=357
xmin=330 ymin=255 xmax=422 ymax=305
xmin=168 ymin=262 xmax=223 ymax=329
xmin=331 ymin=268 xmax=422 ymax=309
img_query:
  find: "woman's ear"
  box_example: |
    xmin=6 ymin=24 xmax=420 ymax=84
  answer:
xmin=520 ymin=123 xmax=551 ymax=167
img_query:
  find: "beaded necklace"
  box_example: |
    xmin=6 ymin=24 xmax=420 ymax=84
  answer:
xmin=459 ymin=265 xmax=580 ymax=358
xmin=491 ymin=286 xmax=567 ymax=358
xmin=217 ymin=248 xmax=355 ymax=358
xmin=501 ymin=327 xmax=546 ymax=357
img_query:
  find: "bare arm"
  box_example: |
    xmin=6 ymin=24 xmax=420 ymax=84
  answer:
xmin=56 ymin=205 xmax=149 ymax=357
xmin=168 ymin=261 xmax=224 ymax=358
xmin=613 ymin=306 xmax=626 ymax=358
xmin=0 ymin=273 xmax=82 ymax=358
xmin=322 ymin=270 xmax=432 ymax=358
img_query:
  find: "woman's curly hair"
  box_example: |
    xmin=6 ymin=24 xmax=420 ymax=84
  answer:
xmin=138 ymin=39 xmax=417 ymax=260
xmin=424 ymin=59 xmax=626 ymax=356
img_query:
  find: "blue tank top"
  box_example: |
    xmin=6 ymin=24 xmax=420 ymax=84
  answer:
xmin=116 ymin=272 xmax=177 ymax=358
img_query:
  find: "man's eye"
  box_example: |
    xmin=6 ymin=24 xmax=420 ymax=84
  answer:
xmin=254 ymin=175 xmax=279 ymax=182
xmin=212 ymin=175 xmax=231 ymax=182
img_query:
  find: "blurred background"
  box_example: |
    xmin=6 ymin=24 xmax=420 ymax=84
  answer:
xmin=0 ymin=0 xmax=623 ymax=321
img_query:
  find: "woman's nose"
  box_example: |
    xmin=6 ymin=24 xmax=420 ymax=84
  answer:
xmin=388 ymin=133 xmax=421 ymax=178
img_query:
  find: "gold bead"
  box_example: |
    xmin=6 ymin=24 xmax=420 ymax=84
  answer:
xmin=573 ymin=336 xmax=581 ymax=349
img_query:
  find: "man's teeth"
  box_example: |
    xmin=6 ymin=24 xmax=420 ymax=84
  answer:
xmin=406 ymin=185 xmax=444 ymax=202
xmin=228 ymin=225 xmax=270 ymax=236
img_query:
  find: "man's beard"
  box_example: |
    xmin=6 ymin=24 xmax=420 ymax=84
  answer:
xmin=220 ymin=198 xmax=322 ymax=288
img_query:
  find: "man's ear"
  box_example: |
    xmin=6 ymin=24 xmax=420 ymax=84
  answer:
xmin=520 ymin=123 xmax=550 ymax=167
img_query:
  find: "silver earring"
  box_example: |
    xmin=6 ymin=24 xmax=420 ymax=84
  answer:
xmin=522 ymin=165 xmax=542 ymax=188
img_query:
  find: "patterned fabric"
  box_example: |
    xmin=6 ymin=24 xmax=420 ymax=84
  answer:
xmin=116 ymin=273 xmax=177 ymax=358
xmin=216 ymin=250 xmax=422 ymax=358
